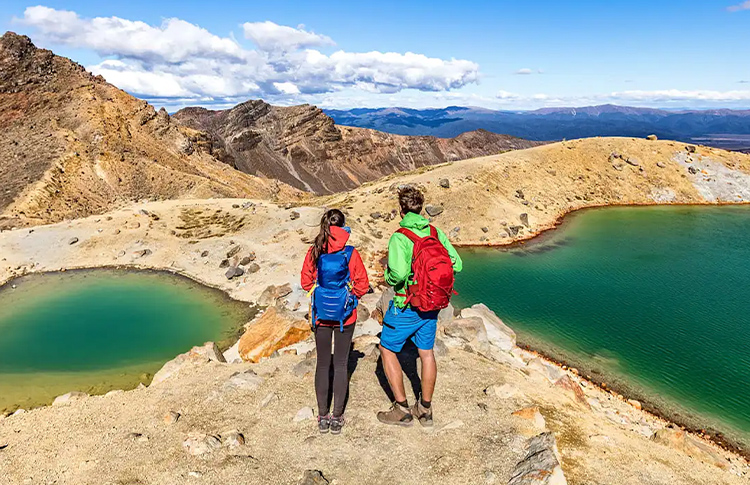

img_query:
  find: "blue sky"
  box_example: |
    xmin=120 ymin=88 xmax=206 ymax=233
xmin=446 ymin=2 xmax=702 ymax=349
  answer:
xmin=3 ymin=1 xmax=750 ymax=110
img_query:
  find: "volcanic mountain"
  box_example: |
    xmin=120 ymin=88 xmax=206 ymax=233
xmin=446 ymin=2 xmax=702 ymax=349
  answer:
xmin=172 ymin=102 xmax=542 ymax=193
xmin=0 ymin=32 xmax=300 ymax=229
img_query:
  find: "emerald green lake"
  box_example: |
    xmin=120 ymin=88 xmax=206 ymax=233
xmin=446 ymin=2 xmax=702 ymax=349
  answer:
xmin=0 ymin=270 xmax=253 ymax=412
xmin=456 ymin=206 xmax=750 ymax=449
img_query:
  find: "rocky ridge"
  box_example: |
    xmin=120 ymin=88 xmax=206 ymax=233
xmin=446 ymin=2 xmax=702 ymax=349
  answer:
xmin=173 ymin=101 xmax=542 ymax=194
xmin=0 ymin=32 xmax=302 ymax=230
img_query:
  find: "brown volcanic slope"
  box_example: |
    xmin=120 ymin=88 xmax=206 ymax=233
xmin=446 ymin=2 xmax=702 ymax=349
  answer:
xmin=0 ymin=32 xmax=301 ymax=229
xmin=172 ymin=101 xmax=543 ymax=193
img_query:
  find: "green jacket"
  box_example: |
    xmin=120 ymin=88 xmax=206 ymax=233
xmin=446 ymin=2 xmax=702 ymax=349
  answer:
xmin=385 ymin=212 xmax=463 ymax=308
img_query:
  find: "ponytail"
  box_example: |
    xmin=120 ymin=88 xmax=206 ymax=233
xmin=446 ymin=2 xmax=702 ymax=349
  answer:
xmin=311 ymin=209 xmax=345 ymax=265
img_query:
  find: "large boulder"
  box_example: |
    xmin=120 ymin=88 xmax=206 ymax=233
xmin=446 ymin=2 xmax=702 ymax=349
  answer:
xmin=460 ymin=304 xmax=516 ymax=351
xmin=443 ymin=316 xmax=487 ymax=343
xmin=508 ymin=432 xmax=567 ymax=485
xmin=238 ymin=308 xmax=312 ymax=363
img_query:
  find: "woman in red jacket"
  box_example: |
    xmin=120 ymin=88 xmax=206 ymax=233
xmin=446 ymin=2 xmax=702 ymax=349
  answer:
xmin=301 ymin=209 xmax=369 ymax=435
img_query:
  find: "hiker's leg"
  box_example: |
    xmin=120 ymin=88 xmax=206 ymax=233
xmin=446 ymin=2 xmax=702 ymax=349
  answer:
xmin=412 ymin=314 xmax=438 ymax=402
xmin=417 ymin=348 xmax=437 ymax=402
xmin=380 ymin=345 xmax=407 ymax=403
xmin=331 ymin=323 xmax=355 ymax=416
xmin=314 ymin=325 xmax=334 ymax=416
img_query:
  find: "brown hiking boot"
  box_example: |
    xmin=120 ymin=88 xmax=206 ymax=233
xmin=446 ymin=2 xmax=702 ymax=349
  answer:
xmin=411 ymin=400 xmax=433 ymax=427
xmin=377 ymin=402 xmax=414 ymax=427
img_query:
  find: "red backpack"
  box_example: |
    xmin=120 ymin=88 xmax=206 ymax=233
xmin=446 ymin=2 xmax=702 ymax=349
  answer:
xmin=396 ymin=225 xmax=456 ymax=312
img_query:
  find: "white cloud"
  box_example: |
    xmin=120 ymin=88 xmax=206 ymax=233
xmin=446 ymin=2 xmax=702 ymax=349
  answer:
xmin=515 ymin=68 xmax=533 ymax=75
xmin=19 ymin=6 xmax=246 ymax=63
xmin=727 ymin=1 xmax=750 ymax=12
xmin=273 ymin=82 xmax=301 ymax=94
xmin=243 ymin=21 xmax=333 ymax=51
xmin=16 ymin=6 xmax=479 ymax=102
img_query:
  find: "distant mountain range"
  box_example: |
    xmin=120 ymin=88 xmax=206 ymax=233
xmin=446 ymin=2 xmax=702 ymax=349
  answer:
xmin=325 ymin=105 xmax=750 ymax=152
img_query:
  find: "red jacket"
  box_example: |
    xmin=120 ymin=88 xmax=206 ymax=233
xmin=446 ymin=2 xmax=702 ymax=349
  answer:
xmin=301 ymin=226 xmax=369 ymax=327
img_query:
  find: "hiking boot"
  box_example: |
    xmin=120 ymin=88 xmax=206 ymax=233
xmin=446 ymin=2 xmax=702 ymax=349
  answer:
xmin=377 ymin=402 xmax=413 ymax=427
xmin=330 ymin=415 xmax=345 ymax=435
xmin=411 ymin=400 xmax=433 ymax=427
xmin=318 ymin=415 xmax=331 ymax=434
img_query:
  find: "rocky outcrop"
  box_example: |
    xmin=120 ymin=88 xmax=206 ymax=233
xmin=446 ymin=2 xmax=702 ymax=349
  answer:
xmin=509 ymin=432 xmax=567 ymax=485
xmin=0 ymin=32 xmax=300 ymax=229
xmin=238 ymin=307 xmax=311 ymax=363
xmin=173 ymin=101 xmax=542 ymax=194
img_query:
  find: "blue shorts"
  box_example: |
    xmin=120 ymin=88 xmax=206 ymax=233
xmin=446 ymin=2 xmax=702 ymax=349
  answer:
xmin=380 ymin=301 xmax=439 ymax=352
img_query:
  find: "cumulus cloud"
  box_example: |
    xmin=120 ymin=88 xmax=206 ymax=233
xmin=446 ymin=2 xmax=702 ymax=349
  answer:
xmin=609 ymin=89 xmax=750 ymax=102
xmin=243 ymin=21 xmax=334 ymax=51
xmin=16 ymin=6 xmax=480 ymax=101
xmin=515 ymin=68 xmax=533 ymax=75
xmin=727 ymin=1 xmax=750 ymax=12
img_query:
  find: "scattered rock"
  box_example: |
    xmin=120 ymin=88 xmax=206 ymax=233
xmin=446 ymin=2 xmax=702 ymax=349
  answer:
xmin=554 ymin=375 xmax=590 ymax=408
xmin=647 ymin=134 xmax=658 ymax=141
xmin=239 ymin=253 xmax=256 ymax=265
xmin=519 ymin=213 xmax=529 ymax=227
xmin=246 ymin=262 xmax=261 ymax=274
xmin=134 ymin=249 xmax=152 ymax=258
xmin=626 ymin=157 xmax=640 ymax=167
xmin=651 ymin=426 xmax=727 ymax=469
xmin=424 ymin=205 xmax=444 ymax=217
xmin=226 ymin=245 xmax=242 ymax=258
xmin=219 ymin=259 xmax=230 ymax=268
xmin=300 ymin=470 xmax=329 ymax=485
xmin=224 ymin=370 xmax=264 ymax=392
xmin=241 ymin=201 xmax=255 ymax=209
xmin=52 ymin=391 xmax=88 ymax=406
xmin=152 ymin=342 xmax=224 ymax=385
xmin=260 ymin=392 xmax=279 ymax=408
xmin=290 ymin=211 xmax=301 ymax=220
xmin=225 ymin=266 xmax=245 ymax=280
xmin=515 ymin=189 xmax=525 ymax=199
xmin=238 ymin=307 xmax=311 ymax=363
xmin=200 ymin=250 xmax=209 ymax=257
xmin=508 ymin=432 xmax=566 ymax=485
xmin=294 ymin=407 xmax=315 ymax=422
xmin=627 ymin=399 xmax=642 ymax=410
xmin=481 ymin=226 xmax=489 ymax=233
xmin=686 ymin=145 xmax=697 ymax=153
xmin=439 ymin=178 xmax=450 ymax=188
xmin=688 ymin=166 xmax=698 ymax=175
xmin=183 ymin=433 xmax=222 ymax=456
xmin=656 ymin=161 xmax=666 ymax=168
xmin=258 ymin=283 xmax=293 ymax=307
xmin=163 ymin=411 xmax=181 ymax=425
xmin=127 ymin=432 xmax=149 ymax=443
xmin=68 ymin=237 xmax=79 ymax=245
xmin=190 ymin=342 xmax=227 ymax=363
xmin=512 ymin=406 xmax=547 ymax=431
xmin=221 ymin=430 xmax=245 ymax=448
xmin=370 ymin=212 xmax=382 ymax=219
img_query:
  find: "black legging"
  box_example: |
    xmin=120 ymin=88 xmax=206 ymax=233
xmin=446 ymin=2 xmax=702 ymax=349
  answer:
xmin=314 ymin=323 xmax=355 ymax=417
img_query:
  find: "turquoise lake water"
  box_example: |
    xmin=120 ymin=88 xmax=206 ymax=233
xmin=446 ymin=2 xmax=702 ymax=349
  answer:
xmin=456 ymin=206 xmax=750 ymax=449
xmin=0 ymin=270 xmax=253 ymax=412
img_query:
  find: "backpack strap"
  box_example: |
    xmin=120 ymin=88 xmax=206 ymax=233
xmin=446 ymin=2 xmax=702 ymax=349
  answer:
xmin=396 ymin=227 xmax=420 ymax=243
xmin=429 ymin=225 xmax=438 ymax=238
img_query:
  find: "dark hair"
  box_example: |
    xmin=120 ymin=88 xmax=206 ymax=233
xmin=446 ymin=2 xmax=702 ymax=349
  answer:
xmin=311 ymin=209 xmax=346 ymax=265
xmin=398 ymin=186 xmax=424 ymax=215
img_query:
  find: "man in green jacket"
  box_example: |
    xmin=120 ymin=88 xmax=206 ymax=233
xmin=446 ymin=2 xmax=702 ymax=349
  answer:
xmin=377 ymin=186 xmax=462 ymax=427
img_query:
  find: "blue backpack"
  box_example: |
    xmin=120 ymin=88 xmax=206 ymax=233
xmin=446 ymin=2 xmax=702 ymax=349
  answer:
xmin=312 ymin=245 xmax=359 ymax=332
